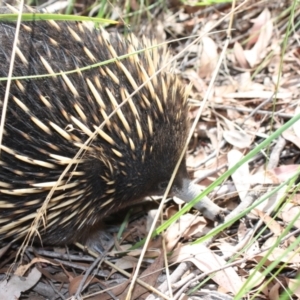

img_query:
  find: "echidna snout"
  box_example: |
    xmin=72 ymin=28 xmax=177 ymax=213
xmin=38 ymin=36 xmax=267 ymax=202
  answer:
xmin=0 ymin=10 xmax=225 ymax=247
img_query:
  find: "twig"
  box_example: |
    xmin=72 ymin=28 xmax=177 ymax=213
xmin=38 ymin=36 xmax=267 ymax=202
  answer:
xmin=212 ymin=104 xmax=294 ymax=119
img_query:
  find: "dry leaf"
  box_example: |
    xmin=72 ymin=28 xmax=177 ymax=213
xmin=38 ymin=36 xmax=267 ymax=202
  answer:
xmin=236 ymin=223 xmax=260 ymax=256
xmin=165 ymin=213 xmax=207 ymax=250
xmin=279 ymin=203 xmax=300 ymax=229
xmin=0 ymin=268 xmax=41 ymax=300
xmin=255 ymin=212 xmax=283 ymax=236
xmin=198 ymin=36 xmax=218 ymax=78
xmin=68 ymin=275 xmax=100 ymax=296
xmin=287 ymin=278 xmax=300 ymax=298
xmin=282 ymin=128 xmax=300 ymax=149
xmin=293 ymin=105 xmax=300 ymax=139
xmin=269 ymin=282 xmax=280 ymax=299
xmin=110 ymin=256 xmax=138 ymax=276
xmin=251 ymin=184 xmax=286 ymax=216
xmin=246 ymin=269 xmax=265 ymax=289
xmin=272 ymin=165 xmax=300 ymax=182
xmin=120 ymin=254 xmax=164 ymax=300
xmin=218 ymin=242 xmax=236 ymax=258
xmin=234 ymin=42 xmax=250 ymax=68
xmin=171 ymin=244 xmax=243 ymax=294
xmin=224 ymin=131 xmax=252 ymax=149
xmin=257 ymin=247 xmax=300 ymax=264
xmin=228 ymin=149 xmax=250 ymax=200
xmin=244 ymin=8 xmax=273 ymax=67
xmin=214 ymin=84 xmax=237 ymax=97
xmin=249 ymin=165 xmax=300 ymax=185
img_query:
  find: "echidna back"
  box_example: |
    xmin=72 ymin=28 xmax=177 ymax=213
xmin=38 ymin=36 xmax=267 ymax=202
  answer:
xmin=0 ymin=15 xmax=189 ymax=245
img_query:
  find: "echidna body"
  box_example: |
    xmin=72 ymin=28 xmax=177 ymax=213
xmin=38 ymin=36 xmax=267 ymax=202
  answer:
xmin=0 ymin=11 xmax=223 ymax=247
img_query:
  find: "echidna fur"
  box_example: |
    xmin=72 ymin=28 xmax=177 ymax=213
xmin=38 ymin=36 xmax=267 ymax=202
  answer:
xmin=0 ymin=8 xmax=224 ymax=247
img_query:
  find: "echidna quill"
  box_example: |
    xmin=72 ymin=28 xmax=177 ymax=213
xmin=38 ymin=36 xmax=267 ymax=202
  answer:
xmin=0 ymin=10 xmax=225 ymax=248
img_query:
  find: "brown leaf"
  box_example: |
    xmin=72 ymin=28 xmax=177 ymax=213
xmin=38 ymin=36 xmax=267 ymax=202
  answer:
xmin=164 ymin=213 xmax=207 ymax=250
xmin=279 ymin=203 xmax=300 ymax=229
xmin=0 ymin=267 xmax=41 ymax=300
xmin=224 ymin=131 xmax=253 ymax=149
xmin=255 ymin=211 xmax=283 ymax=236
xmin=256 ymin=247 xmax=300 ymax=264
xmin=69 ymin=275 xmax=100 ymax=296
xmin=198 ymin=36 xmax=218 ymax=79
xmin=234 ymin=42 xmax=250 ymax=68
xmin=228 ymin=149 xmax=250 ymax=201
xmin=244 ymin=8 xmax=273 ymax=67
xmin=171 ymin=244 xmax=243 ymax=294
xmin=120 ymin=254 xmax=164 ymax=300
xmin=287 ymin=278 xmax=300 ymax=298
xmin=282 ymin=129 xmax=300 ymax=149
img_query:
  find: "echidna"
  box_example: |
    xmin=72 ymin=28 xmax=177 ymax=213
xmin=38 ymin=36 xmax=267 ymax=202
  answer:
xmin=0 ymin=9 xmax=225 ymax=248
